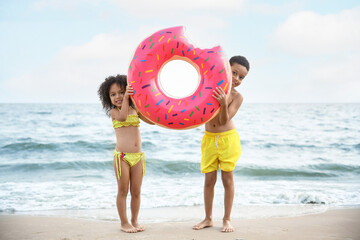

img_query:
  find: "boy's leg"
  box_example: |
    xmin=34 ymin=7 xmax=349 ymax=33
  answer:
xmin=129 ymin=158 xmax=144 ymax=232
xmin=113 ymin=158 xmax=137 ymax=233
xmin=193 ymin=170 xmax=217 ymax=230
xmin=204 ymin=171 xmax=217 ymax=220
xmin=218 ymin=130 xmax=240 ymax=232
xmin=221 ymin=170 xmax=234 ymax=232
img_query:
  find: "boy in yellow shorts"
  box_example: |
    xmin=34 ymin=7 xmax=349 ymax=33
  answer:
xmin=193 ymin=55 xmax=250 ymax=232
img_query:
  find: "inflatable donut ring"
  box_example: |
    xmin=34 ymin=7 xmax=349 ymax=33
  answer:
xmin=127 ymin=26 xmax=232 ymax=129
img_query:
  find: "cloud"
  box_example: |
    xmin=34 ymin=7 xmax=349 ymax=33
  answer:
xmin=250 ymin=1 xmax=302 ymax=16
xmin=263 ymin=7 xmax=360 ymax=102
xmin=32 ymin=0 xmax=246 ymax=14
xmin=109 ymin=0 xmax=246 ymax=16
xmin=4 ymin=24 xmax=230 ymax=103
xmin=32 ymin=0 xmax=82 ymax=11
xmin=271 ymin=52 xmax=360 ymax=103
xmin=243 ymin=53 xmax=360 ymax=103
xmin=270 ymin=7 xmax=360 ymax=55
xmin=304 ymin=54 xmax=360 ymax=101
xmin=5 ymin=31 xmax=138 ymax=103
xmin=180 ymin=16 xmax=229 ymax=48
xmin=108 ymin=0 xmax=242 ymax=45
xmin=31 ymin=0 xmax=105 ymax=11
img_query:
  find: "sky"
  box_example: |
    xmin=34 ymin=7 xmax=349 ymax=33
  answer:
xmin=1 ymin=0 xmax=359 ymax=103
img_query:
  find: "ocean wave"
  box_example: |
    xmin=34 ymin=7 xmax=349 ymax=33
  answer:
xmin=235 ymin=163 xmax=360 ymax=178
xmin=234 ymin=166 xmax=337 ymax=178
xmin=329 ymin=143 xmax=357 ymax=152
xmin=142 ymin=141 xmax=157 ymax=149
xmin=0 ymin=208 xmax=16 ymax=213
xmin=256 ymin=142 xmax=360 ymax=153
xmin=30 ymin=111 xmax=52 ymax=115
xmin=273 ymin=192 xmax=329 ymax=204
xmin=2 ymin=142 xmax=58 ymax=152
xmin=0 ymin=158 xmax=200 ymax=176
xmin=0 ymin=160 xmax=112 ymax=172
xmin=147 ymin=159 xmax=200 ymax=175
xmin=309 ymin=163 xmax=360 ymax=174
xmin=126 ymin=159 xmax=358 ymax=178
xmin=1 ymin=140 xmax=114 ymax=153
xmin=298 ymin=195 xmax=326 ymax=204
xmin=2 ymin=158 xmax=358 ymax=179
xmin=262 ymin=143 xmax=317 ymax=149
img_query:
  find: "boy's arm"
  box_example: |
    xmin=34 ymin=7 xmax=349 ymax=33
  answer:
xmin=213 ymin=87 xmax=243 ymax=125
xmin=226 ymin=92 xmax=243 ymax=122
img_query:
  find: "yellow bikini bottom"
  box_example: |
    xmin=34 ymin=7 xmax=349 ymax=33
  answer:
xmin=113 ymin=150 xmax=145 ymax=180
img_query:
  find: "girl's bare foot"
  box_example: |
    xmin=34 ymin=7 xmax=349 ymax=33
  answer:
xmin=193 ymin=218 xmax=213 ymax=230
xmin=132 ymin=221 xmax=145 ymax=232
xmin=221 ymin=219 xmax=234 ymax=232
xmin=121 ymin=223 xmax=137 ymax=233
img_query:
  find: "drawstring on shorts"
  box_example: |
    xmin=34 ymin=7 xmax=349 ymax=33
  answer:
xmin=215 ymin=135 xmax=220 ymax=149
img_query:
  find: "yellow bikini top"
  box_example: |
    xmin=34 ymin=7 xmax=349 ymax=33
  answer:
xmin=112 ymin=108 xmax=140 ymax=128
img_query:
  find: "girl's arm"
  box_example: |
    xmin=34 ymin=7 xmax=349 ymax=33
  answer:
xmin=110 ymin=85 xmax=134 ymax=121
xmin=213 ymin=87 xmax=243 ymax=126
xmin=134 ymin=107 xmax=155 ymax=125
xmin=139 ymin=113 xmax=155 ymax=125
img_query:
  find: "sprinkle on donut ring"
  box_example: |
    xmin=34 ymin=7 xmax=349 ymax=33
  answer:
xmin=127 ymin=26 xmax=232 ymax=129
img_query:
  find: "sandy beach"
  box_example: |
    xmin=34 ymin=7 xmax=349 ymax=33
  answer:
xmin=1 ymin=207 xmax=359 ymax=240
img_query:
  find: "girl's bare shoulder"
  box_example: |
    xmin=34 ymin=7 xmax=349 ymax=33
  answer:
xmin=110 ymin=108 xmax=119 ymax=119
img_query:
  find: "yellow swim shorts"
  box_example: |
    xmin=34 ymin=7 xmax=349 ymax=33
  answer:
xmin=113 ymin=150 xmax=145 ymax=180
xmin=201 ymin=129 xmax=241 ymax=173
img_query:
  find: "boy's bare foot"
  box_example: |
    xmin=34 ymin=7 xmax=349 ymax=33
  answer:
xmin=193 ymin=218 xmax=213 ymax=230
xmin=221 ymin=219 xmax=234 ymax=232
xmin=121 ymin=223 xmax=137 ymax=233
xmin=132 ymin=221 xmax=145 ymax=232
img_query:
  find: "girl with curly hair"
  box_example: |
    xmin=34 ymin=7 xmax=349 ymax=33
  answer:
xmin=98 ymin=74 xmax=153 ymax=233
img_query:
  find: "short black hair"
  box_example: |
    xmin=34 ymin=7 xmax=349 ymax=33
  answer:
xmin=98 ymin=74 xmax=133 ymax=117
xmin=230 ymin=55 xmax=250 ymax=72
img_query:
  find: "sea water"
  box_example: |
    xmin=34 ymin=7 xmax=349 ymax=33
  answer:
xmin=0 ymin=103 xmax=359 ymax=220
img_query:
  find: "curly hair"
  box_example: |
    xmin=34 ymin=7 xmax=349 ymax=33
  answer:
xmin=230 ymin=55 xmax=250 ymax=72
xmin=98 ymin=74 xmax=133 ymax=117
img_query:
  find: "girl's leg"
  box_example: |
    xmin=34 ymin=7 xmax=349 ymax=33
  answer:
xmin=113 ymin=157 xmax=137 ymax=233
xmin=129 ymin=158 xmax=144 ymax=231
xmin=193 ymin=170 xmax=217 ymax=230
xmin=221 ymin=170 xmax=234 ymax=232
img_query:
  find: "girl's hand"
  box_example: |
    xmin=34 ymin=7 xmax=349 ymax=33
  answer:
xmin=124 ymin=85 xmax=134 ymax=100
xmin=212 ymin=87 xmax=227 ymax=106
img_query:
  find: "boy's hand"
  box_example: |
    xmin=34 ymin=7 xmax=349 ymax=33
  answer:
xmin=124 ymin=85 xmax=134 ymax=99
xmin=212 ymin=87 xmax=227 ymax=106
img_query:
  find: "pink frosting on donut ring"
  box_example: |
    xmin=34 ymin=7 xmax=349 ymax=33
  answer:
xmin=128 ymin=26 xmax=232 ymax=129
